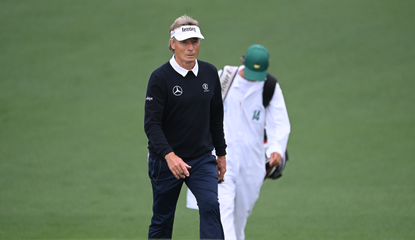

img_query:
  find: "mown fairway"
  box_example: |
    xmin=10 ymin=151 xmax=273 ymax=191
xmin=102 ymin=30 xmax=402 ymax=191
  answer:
xmin=1 ymin=0 xmax=414 ymax=239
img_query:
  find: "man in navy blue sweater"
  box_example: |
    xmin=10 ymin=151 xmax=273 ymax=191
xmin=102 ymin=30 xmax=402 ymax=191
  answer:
xmin=144 ymin=15 xmax=227 ymax=239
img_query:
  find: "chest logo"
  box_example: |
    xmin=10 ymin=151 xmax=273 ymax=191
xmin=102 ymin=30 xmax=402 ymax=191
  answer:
xmin=202 ymin=83 xmax=209 ymax=92
xmin=172 ymin=85 xmax=183 ymax=96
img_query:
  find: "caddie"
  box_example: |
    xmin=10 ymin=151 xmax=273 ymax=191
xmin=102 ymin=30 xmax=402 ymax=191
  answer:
xmin=187 ymin=44 xmax=291 ymax=240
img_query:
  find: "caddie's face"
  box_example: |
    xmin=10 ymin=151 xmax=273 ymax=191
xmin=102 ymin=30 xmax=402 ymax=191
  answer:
xmin=170 ymin=37 xmax=200 ymax=69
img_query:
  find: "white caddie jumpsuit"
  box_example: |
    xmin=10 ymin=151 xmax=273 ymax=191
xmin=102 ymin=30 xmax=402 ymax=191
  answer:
xmin=187 ymin=65 xmax=290 ymax=240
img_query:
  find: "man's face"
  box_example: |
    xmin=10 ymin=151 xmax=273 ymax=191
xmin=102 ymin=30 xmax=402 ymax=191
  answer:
xmin=170 ymin=37 xmax=200 ymax=68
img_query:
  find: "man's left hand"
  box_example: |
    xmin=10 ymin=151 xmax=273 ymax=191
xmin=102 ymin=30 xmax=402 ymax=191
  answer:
xmin=216 ymin=155 xmax=226 ymax=183
xmin=269 ymin=152 xmax=283 ymax=168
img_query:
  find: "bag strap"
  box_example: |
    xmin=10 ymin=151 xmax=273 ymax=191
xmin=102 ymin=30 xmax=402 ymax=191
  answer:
xmin=219 ymin=66 xmax=239 ymax=100
xmin=262 ymin=73 xmax=278 ymax=108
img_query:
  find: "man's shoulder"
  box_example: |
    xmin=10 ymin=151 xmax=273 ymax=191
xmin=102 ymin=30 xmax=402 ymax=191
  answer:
xmin=198 ymin=60 xmax=217 ymax=72
xmin=152 ymin=62 xmax=171 ymax=75
xmin=148 ymin=62 xmax=176 ymax=87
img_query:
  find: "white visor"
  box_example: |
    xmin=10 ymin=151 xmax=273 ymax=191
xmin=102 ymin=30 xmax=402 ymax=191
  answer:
xmin=170 ymin=25 xmax=205 ymax=41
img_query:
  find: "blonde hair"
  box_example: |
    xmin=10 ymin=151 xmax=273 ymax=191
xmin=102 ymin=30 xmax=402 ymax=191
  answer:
xmin=168 ymin=15 xmax=200 ymax=53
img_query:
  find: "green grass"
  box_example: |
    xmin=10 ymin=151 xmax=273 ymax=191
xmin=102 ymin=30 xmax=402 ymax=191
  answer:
xmin=1 ymin=0 xmax=414 ymax=239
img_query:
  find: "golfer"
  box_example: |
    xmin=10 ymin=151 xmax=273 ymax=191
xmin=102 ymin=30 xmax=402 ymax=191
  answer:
xmin=144 ymin=15 xmax=227 ymax=239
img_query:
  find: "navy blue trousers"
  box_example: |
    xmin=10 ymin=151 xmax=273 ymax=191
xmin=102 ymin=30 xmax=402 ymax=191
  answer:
xmin=148 ymin=154 xmax=224 ymax=239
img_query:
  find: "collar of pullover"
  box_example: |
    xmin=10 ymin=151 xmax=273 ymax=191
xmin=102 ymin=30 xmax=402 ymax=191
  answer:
xmin=169 ymin=55 xmax=199 ymax=77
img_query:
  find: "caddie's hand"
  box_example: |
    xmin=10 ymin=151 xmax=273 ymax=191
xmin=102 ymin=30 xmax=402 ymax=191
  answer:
xmin=165 ymin=152 xmax=191 ymax=179
xmin=269 ymin=152 xmax=283 ymax=168
xmin=216 ymin=155 xmax=226 ymax=183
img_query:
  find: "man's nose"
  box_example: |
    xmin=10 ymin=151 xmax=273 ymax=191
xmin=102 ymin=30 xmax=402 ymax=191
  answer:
xmin=186 ymin=42 xmax=194 ymax=50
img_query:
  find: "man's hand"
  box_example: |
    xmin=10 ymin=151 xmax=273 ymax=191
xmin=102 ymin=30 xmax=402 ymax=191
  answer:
xmin=269 ymin=152 xmax=283 ymax=168
xmin=216 ymin=155 xmax=226 ymax=183
xmin=165 ymin=152 xmax=191 ymax=179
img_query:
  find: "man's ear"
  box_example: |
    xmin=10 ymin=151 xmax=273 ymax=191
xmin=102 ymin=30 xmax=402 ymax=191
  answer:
xmin=169 ymin=39 xmax=175 ymax=50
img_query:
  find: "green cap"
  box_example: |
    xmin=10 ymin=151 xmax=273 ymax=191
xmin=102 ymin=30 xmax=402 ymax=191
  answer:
xmin=244 ymin=44 xmax=269 ymax=81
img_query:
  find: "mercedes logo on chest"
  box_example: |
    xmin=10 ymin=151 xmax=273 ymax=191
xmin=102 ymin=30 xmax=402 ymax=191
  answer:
xmin=172 ymin=85 xmax=183 ymax=96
